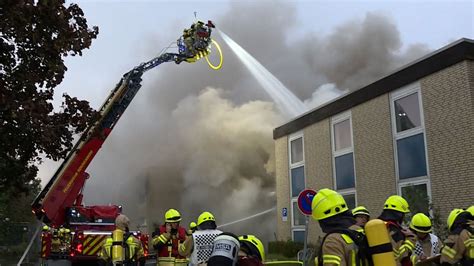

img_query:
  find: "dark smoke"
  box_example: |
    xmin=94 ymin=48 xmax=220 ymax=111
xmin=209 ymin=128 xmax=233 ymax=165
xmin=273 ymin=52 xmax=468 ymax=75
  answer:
xmin=83 ymin=1 xmax=430 ymax=245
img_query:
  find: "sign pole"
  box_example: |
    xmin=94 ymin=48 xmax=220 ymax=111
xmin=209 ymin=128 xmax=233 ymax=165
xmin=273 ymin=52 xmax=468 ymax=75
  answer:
xmin=303 ymin=215 xmax=309 ymax=266
xmin=297 ymin=188 xmax=317 ymax=266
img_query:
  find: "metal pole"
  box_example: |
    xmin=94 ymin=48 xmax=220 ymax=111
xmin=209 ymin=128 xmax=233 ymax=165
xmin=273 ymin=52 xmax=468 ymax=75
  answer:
xmin=17 ymin=224 xmax=41 ymax=266
xmin=302 ymin=215 xmax=309 ymax=266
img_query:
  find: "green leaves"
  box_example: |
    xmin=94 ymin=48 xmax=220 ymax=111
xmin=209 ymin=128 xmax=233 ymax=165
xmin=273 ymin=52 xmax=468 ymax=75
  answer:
xmin=0 ymin=0 xmax=98 ymax=193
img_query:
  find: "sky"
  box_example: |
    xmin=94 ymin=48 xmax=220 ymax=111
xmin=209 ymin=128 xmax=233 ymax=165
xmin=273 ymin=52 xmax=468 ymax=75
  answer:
xmin=53 ymin=0 xmax=473 ymax=110
xmin=37 ymin=0 xmax=473 ymax=232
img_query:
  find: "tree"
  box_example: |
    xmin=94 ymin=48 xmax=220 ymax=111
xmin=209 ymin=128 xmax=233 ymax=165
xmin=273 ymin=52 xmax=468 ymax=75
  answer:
xmin=0 ymin=180 xmax=40 ymax=243
xmin=0 ymin=0 xmax=99 ymax=194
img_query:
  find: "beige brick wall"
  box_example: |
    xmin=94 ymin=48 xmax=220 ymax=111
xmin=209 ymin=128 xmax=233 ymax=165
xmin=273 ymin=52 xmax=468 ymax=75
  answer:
xmin=352 ymin=94 xmax=397 ymax=217
xmin=275 ymin=59 xmax=474 ymax=242
xmin=421 ymin=60 xmax=474 ymax=220
xmin=470 ymin=61 xmax=474 ymax=110
xmin=303 ymin=119 xmax=333 ymax=244
xmin=274 ymin=119 xmax=333 ymax=243
xmin=275 ymin=136 xmax=290 ymax=240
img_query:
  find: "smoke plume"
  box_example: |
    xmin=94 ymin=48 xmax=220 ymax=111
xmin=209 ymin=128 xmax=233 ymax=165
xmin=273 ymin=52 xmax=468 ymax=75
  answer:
xmin=82 ymin=1 xmax=430 ymax=244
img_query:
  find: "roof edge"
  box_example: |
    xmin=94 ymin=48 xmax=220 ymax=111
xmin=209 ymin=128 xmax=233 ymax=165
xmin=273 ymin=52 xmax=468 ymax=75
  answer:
xmin=274 ymin=38 xmax=474 ymax=139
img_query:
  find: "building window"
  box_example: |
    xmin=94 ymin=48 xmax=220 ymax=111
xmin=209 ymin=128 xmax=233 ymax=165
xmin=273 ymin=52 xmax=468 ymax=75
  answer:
xmin=394 ymin=93 xmax=422 ymax=133
xmin=335 ymin=153 xmax=355 ymax=189
xmin=391 ymin=84 xmax=431 ymax=210
xmin=292 ymin=229 xmax=305 ymax=243
xmin=342 ymin=193 xmax=356 ymax=209
xmin=288 ymin=133 xmax=305 ymax=237
xmin=400 ymin=182 xmax=430 ymax=215
xmin=292 ymin=200 xmax=306 ymax=227
xmin=331 ymin=112 xmax=356 ymax=205
xmin=291 ymin=166 xmax=305 ymax=197
xmin=334 ymin=119 xmax=352 ymax=151
xmin=290 ymin=137 xmax=303 ymax=164
xmin=396 ymin=133 xmax=427 ymax=179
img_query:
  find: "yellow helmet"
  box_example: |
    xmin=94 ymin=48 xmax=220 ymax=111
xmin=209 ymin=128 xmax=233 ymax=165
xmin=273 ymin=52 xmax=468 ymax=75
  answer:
xmin=165 ymin=209 xmax=181 ymax=223
xmin=447 ymin=208 xmax=468 ymax=231
xmin=352 ymin=206 xmax=370 ymax=217
xmin=189 ymin=222 xmax=197 ymax=230
xmin=42 ymin=225 xmax=49 ymax=231
xmin=197 ymin=211 xmax=215 ymax=225
xmin=383 ymin=195 xmax=410 ymax=213
xmin=467 ymin=205 xmax=474 ymax=217
xmin=239 ymin=235 xmax=265 ymax=261
xmin=409 ymin=213 xmax=432 ymax=233
xmin=311 ymin=188 xmax=348 ymax=221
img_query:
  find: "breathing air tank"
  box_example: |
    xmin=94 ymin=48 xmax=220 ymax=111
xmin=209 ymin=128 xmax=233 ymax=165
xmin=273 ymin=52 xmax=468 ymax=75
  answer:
xmin=112 ymin=229 xmax=124 ymax=263
xmin=365 ymin=219 xmax=396 ymax=266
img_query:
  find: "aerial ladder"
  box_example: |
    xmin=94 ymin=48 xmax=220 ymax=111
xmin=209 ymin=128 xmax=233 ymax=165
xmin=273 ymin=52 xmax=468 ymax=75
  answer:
xmin=28 ymin=20 xmax=222 ymax=263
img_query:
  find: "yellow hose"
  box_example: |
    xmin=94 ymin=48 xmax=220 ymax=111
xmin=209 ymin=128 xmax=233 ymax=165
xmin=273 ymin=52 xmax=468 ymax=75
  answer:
xmin=205 ymin=39 xmax=223 ymax=70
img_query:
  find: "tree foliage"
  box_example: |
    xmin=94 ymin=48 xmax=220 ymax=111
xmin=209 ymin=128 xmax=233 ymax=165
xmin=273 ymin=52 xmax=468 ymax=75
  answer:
xmin=0 ymin=0 xmax=99 ymax=193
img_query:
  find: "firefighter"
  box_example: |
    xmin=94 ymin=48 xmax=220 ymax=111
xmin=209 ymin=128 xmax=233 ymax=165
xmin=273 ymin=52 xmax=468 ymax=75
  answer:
xmin=182 ymin=20 xmax=214 ymax=57
xmin=152 ymin=208 xmax=187 ymax=265
xmin=312 ymin=188 xmax=371 ymax=266
xmin=408 ymin=213 xmax=441 ymax=264
xmin=183 ymin=28 xmax=195 ymax=57
xmin=208 ymin=232 xmax=241 ymax=266
xmin=467 ymin=205 xmax=474 ymax=217
xmin=440 ymin=208 xmax=474 ymax=265
xmin=51 ymin=228 xmax=61 ymax=253
xmin=99 ymin=214 xmax=145 ymax=266
xmin=238 ymin=235 xmax=265 ymax=266
xmin=179 ymin=211 xmax=222 ymax=265
xmin=378 ymin=195 xmax=415 ymax=266
xmin=187 ymin=222 xmax=197 ymax=236
xmin=467 ymin=205 xmax=474 ymax=224
xmin=352 ymin=206 xmax=371 ymax=227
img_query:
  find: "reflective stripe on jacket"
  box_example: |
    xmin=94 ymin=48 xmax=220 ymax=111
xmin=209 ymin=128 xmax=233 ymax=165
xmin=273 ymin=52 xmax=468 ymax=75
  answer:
xmin=316 ymin=225 xmax=365 ymax=266
xmin=440 ymin=228 xmax=474 ymax=265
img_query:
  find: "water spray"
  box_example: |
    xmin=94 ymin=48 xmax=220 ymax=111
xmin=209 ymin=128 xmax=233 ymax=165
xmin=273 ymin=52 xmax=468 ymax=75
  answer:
xmin=217 ymin=207 xmax=276 ymax=229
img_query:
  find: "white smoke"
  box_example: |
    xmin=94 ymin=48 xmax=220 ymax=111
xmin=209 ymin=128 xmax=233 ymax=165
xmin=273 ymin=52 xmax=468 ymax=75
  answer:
xmin=80 ymin=2 xmax=431 ymax=245
xmin=304 ymin=84 xmax=349 ymax=110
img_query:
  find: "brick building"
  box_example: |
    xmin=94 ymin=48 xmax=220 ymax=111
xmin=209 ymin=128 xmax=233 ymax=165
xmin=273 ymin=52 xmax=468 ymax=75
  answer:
xmin=273 ymin=38 xmax=474 ymax=242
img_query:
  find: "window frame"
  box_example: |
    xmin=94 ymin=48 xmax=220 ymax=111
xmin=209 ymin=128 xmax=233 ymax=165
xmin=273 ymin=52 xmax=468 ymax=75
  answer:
xmin=288 ymin=132 xmax=306 ymax=199
xmin=398 ymin=179 xmax=432 ymax=200
xmin=289 ymin=165 xmax=305 ymax=198
xmin=289 ymin=133 xmax=305 ymax=168
xmin=331 ymin=111 xmax=357 ymax=200
xmin=340 ymin=190 xmax=357 ymax=209
xmin=398 ymin=179 xmax=433 ymax=215
xmin=291 ymin=198 xmax=305 ymax=228
xmin=292 ymin=228 xmax=305 ymax=243
xmin=288 ymin=132 xmax=306 ymax=233
xmin=390 ymin=83 xmax=431 ymax=202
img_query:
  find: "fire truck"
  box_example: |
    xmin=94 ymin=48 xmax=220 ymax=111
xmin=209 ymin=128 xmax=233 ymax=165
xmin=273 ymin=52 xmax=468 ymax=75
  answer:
xmin=32 ymin=21 xmax=220 ymax=264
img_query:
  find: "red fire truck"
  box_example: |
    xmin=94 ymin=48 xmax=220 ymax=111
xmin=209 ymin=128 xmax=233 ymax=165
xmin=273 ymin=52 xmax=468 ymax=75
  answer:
xmin=32 ymin=21 xmax=217 ymax=264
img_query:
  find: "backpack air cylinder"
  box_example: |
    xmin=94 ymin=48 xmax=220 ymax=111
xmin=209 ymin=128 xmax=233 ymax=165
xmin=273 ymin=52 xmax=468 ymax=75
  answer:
xmin=365 ymin=219 xmax=396 ymax=266
xmin=112 ymin=229 xmax=125 ymax=263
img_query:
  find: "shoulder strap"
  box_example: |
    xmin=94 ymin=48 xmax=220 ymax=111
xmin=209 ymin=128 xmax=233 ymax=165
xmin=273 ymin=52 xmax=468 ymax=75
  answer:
xmin=317 ymin=229 xmax=365 ymax=266
xmin=329 ymin=229 xmax=373 ymax=266
xmin=386 ymin=222 xmax=405 ymax=243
